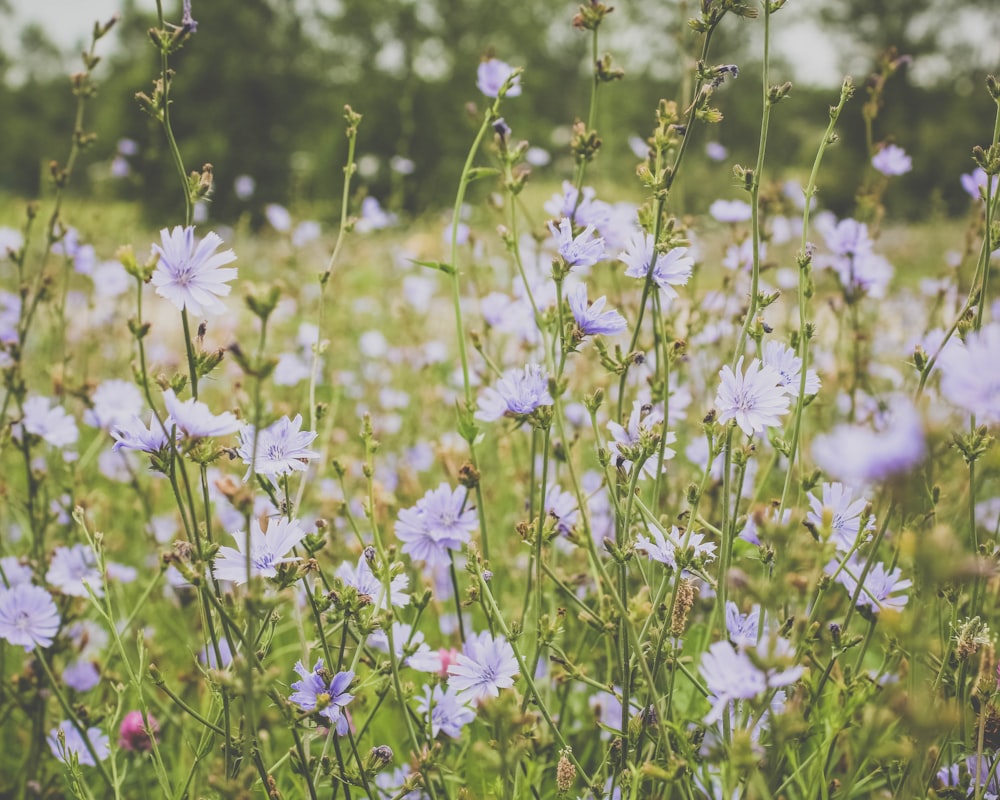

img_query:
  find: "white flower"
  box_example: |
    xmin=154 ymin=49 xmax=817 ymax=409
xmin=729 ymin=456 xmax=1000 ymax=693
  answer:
xmin=21 ymin=396 xmax=78 ymax=449
xmin=150 ymin=226 xmax=237 ymax=316
xmin=761 ymin=340 xmax=820 ymax=397
xmin=213 ymin=517 xmax=308 ymax=584
xmin=715 ymin=357 xmax=790 ymax=437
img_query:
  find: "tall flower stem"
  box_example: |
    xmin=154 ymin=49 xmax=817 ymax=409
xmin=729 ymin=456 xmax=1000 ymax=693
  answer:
xmin=731 ymin=1 xmax=774 ymax=368
xmin=154 ymin=0 xmax=193 ymax=228
xmin=778 ymin=78 xmax=854 ymax=513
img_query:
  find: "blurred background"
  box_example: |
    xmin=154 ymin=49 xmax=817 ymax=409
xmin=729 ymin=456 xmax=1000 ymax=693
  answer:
xmin=0 ymin=0 xmax=997 ymax=223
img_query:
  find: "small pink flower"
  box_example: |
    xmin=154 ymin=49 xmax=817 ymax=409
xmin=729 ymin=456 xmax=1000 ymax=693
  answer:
xmin=119 ymin=710 xmax=160 ymax=752
xmin=438 ymin=647 xmax=461 ymax=679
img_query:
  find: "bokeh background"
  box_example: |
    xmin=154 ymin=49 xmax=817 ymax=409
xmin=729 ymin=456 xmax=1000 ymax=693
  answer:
xmin=1 ymin=0 xmax=998 ymax=222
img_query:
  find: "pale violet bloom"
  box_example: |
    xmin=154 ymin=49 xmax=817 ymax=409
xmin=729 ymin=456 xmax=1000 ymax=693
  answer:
xmin=416 ymin=684 xmax=477 ymax=739
xmin=548 ymin=217 xmax=605 ymax=271
xmin=544 ymin=484 xmax=579 ymax=535
xmin=395 ymin=484 xmax=477 ymax=567
xmin=826 ymin=556 xmax=912 ymax=614
xmin=150 ymin=226 xmax=237 ymax=316
xmin=368 ymin=622 xmax=440 ymax=671
xmin=700 ymin=640 xmax=801 ymax=725
xmin=336 ymin=555 xmax=409 ymax=609
xmin=872 ymin=144 xmax=912 ymax=176
xmin=709 ymin=198 xmax=752 ymax=223
xmin=567 ymin=283 xmax=627 ymax=337
xmin=289 ymin=660 xmax=354 ymax=734
xmin=812 ymin=397 xmax=925 ymax=485
xmin=761 ymin=340 xmax=820 ymax=397
xmin=265 ymin=203 xmax=292 ymax=232
xmin=292 ymin=220 xmax=321 ymax=248
xmin=20 ymin=396 xmax=79 ymax=449
xmin=46 ymin=545 xmax=102 ymax=599
xmin=607 ymin=400 xmax=674 ymax=480
xmin=699 ymin=641 xmax=767 ymax=724
xmin=961 ymin=167 xmax=999 ymax=201
xmin=475 ymin=364 xmax=553 ymax=422
xmin=111 ymin=413 xmax=172 ymax=454
xmin=84 ymin=379 xmax=143 ymax=430
xmin=722 ymin=238 xmax=765 ymax=272
xmin=237 ymin=414 xmax=319 ymax=483
xmin=355 ymin=196 xmax=397 ymax=233
xmin=233 ymin=174 xmax=256 ymax=200
xmin=448 ymin=630 xmax=519 ymax=704
xmin=619 ymin=231 xmax=693 ymax=299
xmin=163 ymin=389 xmax=241 ymax=440
xmin=705 ymin=141 xmax=728 ymax=161
xmin=635 ymin=525 xmax=716 ymax=569
xmin=544 ymin=182 xmax=611 ymax=230
xmin=476 ymin=58 xmax=521 ymax=98
xmin=806 ymin=482 xmax=875 ymax=551
xmin=725 ymin=602 xmax=761 ymax=647
xmin=212 ymin=516 xmax=308 ymax=584
xmin=47 ymin=721 xmax=110 ymax=767
xmin=0 ymin=583 xmax=61 ymax=650
xmin=939 ymin=323 xmax=1000 ymax=424
xmin=715 ymin=357 xmax=790 ymax=437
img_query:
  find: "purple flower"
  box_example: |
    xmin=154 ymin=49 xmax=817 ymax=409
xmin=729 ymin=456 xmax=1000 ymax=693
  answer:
xmin=806 ymin=482 xmax=874 ymax=552
xmin=265 ymin=204 xmax=292 ymax=232
xmin=567 ymin=283 xmax=627 ymax=336
xmin=939 ymin=323 xmax=1000 ymax=424
xmin=448 ymin=630 xmax=519 ymax=704
xmin=85 ymin=380 xmax=143 ymax=430
xmin=705 ymin=141 xmax=728 ymax=161
xmin=233 ymin=174 xmax=255 ymax=200
xmin=181 ymin=0 xmax=198 ymax=33
xmin=368 ymin=622 xmax=439 ymax=671
xmin=150 ymin=226 xmax=237 ymax=316
xmin=290 ymin=660 xmax=354 ymax=734
xmin=213 ymin=516 xmax=307 ymax=584
xmin=0 ymin=584 xmax=60 ymax=651
xmin=548 ymin=218 xmax=605 ymax=271
xmin=111 ymin=413 xmax=172 ymax=454
xmin=63 ymin=660 xmax=101 ymax=692
xmin=336 ymin=555 xmax=410 ymax=609
xmin=715 ymin=357 xmax=790 ymax=437
xmin=162 ymin=389 xmax=241 ymax=440
xmin=21 ymin=396 xmax=79 ymax=449
xmin=709 ymin=199 xmax=752 ymax=223
xmin=544 ymin=182 xmax=610 ymax=230
xmin=699 ymin=641 xmax=767 ymax=724
xmin=607 ymin=400 xmax=674 ymax=480
xmin=476 ymin=58 xmax=521 ymax=98
xmin=872 ymin=144 xmax=912 ymax=176
xmin=761 ymin=340 xmax=820 ymax=397
xmin=237 ymin=414 xmax=319 ymax=483
xmin=635 ymin=525 xmax=715 ymax=568
xmin=416 ymin=684 xmax=476 ymax=739
xmin=826 ymin=557 xmax=912 ymax=614
xmin=619 ymin=231 xmax=693 ymax=299
xmin=700 ymin=640 xmax=801 ymax=725
xmin=544 ymin=484 xmax=579 ymax=536
xmin=725 ymin=602 xmax=760 ymax=647
xmin=46 ymin=545 xmax=102 ymax=598
xmin=394 ymin=483 xmax=477 ymax=567
xmin=47 ymin=721 xmax=110 ymax=767
xmin=961 ymin=167 xmax=999 ymax=201
xmin=475 ymin=364 xmax=553 ymax=422
xmin=812 ymin=397 xmax=925 ymax=485
xmin=118 ymin=710 xmax=160 ymax=752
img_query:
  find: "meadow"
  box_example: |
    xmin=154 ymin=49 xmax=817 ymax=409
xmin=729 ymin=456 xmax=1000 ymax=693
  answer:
xmin=1 ymin=2 xmax=1000 ymax=799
